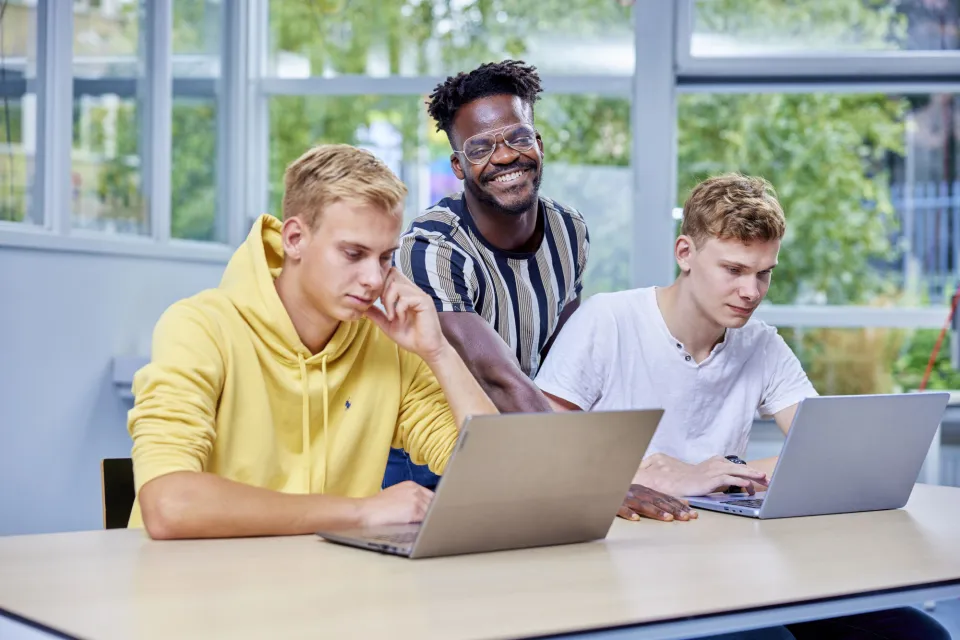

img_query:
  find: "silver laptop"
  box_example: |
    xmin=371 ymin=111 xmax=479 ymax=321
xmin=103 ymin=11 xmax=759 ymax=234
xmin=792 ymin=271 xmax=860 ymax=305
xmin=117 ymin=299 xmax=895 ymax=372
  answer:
xmin=317 ymin=409 xmax=663 ymax=558
xmin=686 ymin=392 xmax=949 ymax=519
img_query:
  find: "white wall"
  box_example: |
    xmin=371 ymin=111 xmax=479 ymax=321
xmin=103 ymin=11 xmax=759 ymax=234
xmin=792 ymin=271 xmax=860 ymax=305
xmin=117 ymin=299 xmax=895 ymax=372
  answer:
xmin=0 ymin=247 xmax=225 ymax=536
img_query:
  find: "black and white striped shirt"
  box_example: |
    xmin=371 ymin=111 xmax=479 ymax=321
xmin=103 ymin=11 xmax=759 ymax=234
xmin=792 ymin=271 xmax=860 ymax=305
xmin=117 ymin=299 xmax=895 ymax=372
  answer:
xmin=397 ymin=192 xmax=590 ymax=377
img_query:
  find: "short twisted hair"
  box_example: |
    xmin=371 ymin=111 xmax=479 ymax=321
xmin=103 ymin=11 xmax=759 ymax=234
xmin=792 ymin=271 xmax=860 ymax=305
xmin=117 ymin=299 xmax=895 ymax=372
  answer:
xmin=426 ymin=59 xmax=543 ymax=138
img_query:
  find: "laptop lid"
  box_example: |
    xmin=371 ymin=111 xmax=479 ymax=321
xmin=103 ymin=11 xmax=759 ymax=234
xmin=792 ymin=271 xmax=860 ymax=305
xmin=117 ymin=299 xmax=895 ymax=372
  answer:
xmin=402 ymin=409 xmax=663 ymax=558
xmin=758 ymin=392 xmax=949 ymax=519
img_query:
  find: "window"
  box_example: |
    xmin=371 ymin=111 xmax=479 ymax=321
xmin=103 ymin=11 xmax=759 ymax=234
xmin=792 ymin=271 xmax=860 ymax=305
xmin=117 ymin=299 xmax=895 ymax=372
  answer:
xmin=171 ymin=0 xmax=223 ymax=242
xmin=0 ymin=1 xmax=37 ymax=225
xmin=677 ymin=91 xmax=960 ymax=307
xmin=72 ymin=0 xmax=147 ymax=235
xmin=267 ymin=0 xmax=634 ymax=77
xmin=691 ymin=0 xmax=959 ymax=56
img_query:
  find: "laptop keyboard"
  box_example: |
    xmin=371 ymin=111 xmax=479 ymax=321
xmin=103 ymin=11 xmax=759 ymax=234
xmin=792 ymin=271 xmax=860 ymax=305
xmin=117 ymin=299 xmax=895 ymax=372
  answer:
xmin=724 ymin=498 xmax=764 ymax=509
xmin=366 ymin=531 xmax=418 ymax=545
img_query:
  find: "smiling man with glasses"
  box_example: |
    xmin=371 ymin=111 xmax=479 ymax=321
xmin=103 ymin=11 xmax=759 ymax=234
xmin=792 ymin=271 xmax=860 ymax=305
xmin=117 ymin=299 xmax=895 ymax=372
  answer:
xmin=386 ymin=59 xmax=695 ymax=524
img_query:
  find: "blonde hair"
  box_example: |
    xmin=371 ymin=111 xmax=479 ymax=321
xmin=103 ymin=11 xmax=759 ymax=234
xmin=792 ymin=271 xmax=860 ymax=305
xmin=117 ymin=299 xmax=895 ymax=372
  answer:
xmin=282 ymin=144 xmax=408 ymax=227
xmin=681 ymin=173 xmax=786 ymax=246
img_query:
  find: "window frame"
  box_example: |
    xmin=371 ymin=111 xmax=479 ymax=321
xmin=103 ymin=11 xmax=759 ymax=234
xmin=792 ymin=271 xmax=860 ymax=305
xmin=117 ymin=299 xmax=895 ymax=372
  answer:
xmin=0 ymin=0 xmax=239 ymax=262
xmin=676 ymin=0 xmax=960 ymax=80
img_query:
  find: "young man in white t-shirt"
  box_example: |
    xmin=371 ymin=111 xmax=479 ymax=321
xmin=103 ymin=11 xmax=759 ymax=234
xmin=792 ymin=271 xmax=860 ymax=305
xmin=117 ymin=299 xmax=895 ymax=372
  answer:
xmin=537 ymin=173 xmax=802 ymax=497
xmin=535 ymin=174 xmax=949 ymax=640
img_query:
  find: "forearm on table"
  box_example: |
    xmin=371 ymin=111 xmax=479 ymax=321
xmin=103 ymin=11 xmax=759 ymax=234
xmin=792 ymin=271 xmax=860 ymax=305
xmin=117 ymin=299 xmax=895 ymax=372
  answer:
xmin=138 ymin=470 xmax=365 ymax=540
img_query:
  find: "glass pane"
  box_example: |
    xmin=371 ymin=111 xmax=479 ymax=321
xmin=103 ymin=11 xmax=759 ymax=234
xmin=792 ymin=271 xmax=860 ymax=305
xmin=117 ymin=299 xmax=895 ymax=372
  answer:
xmin=172 ymin=99 xmax=218 ymax=241
xmin=268 ymin=0 xmax=634 ymax=77
xmin=677 ymin=92 xmax=960 ymax=306
xmin=172 ymin=0 xmax=222 ymax=242
xmin=269 ymin=93 xmax=630 ymax=296
xmin=0 ymin=1 xmax=37 ymax=224
xmin=537 ymin=95 xmax=631 ymax=296
xmin=173 ymin=0 xmax=222 ymax=57
xmin=269 ymin=95 xmax=424 ymax=222
xmin=692 ymin=0 xmax=960 ymax=56
xmin=775 ymin=326 xmax=905 ymax=395
xmin=72 ymin=1 xmax=147 ymax=234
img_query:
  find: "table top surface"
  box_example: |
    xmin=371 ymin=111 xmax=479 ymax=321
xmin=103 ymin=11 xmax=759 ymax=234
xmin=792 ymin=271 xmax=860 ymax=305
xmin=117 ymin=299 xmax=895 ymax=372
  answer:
xmin=3 ymin=484 xmax=960 ymax=640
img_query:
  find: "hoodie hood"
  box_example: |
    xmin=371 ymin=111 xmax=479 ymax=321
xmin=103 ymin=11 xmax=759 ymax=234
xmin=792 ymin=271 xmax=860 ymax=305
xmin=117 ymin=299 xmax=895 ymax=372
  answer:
xmin=219 ymin=214 xmax=360 ymax=366
xmin=218 ymin=214 xmax=370 ymax=494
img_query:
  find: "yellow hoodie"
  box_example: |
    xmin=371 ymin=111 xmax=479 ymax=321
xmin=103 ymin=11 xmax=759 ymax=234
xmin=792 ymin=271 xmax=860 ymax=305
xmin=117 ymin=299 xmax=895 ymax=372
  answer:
xmin=126 ymin=215 xmax=459 ymax=527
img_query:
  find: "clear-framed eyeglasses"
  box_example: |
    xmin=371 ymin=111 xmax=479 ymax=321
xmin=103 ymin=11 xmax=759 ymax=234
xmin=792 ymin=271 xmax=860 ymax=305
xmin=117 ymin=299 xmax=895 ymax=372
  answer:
xmin=453 ymin=122 xmax=538 ymax=165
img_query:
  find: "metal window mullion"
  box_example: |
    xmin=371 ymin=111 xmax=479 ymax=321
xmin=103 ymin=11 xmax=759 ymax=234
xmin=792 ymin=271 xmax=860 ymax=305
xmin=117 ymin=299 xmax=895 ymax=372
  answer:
xmin=247 ymin=0 xmax=270 ymax=226
xmin=144 ymin=0 xmax=172 ymax=242
xmin=632 ymin=0 xmax=679 ymax=288
xmin=679 ymin=53 xmax=960 ymax=80
xmin=674 ymin=0 xmax=696 ymax=77
xmin=34 ymin=0 xmax=73 ymax=233
xmin=541 ymin=75 xmax=631 ymax=96
xmin=753 ymin=304 xmax=948 ymax=329
xmin=247 ymin=94 xmax=269 ymax=225
xmin=677 ymin=79 xmax=960 ymax=95
xmin=219 ymin=0 xmax=248 ymax=246
xmin=258 ymin=75 xmax=632 ymax=97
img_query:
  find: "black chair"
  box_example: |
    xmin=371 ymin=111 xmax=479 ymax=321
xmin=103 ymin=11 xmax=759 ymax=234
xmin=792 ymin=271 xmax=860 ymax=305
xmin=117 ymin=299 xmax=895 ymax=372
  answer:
xmin=100 ymin=458 xmax=135 ymax=529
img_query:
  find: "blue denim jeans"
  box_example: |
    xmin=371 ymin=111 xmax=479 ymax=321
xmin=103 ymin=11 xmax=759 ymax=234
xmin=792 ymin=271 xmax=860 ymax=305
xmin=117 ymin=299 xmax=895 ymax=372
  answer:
xmin=382 ymin=448 xmax=441 ymax=490
xmin=698 ymin=607 xmax=949 ymax=640
xmin=786 ymin=606 xmax=950 ymax=640
xmin=699 ymin=628 xmax=794 ymax=640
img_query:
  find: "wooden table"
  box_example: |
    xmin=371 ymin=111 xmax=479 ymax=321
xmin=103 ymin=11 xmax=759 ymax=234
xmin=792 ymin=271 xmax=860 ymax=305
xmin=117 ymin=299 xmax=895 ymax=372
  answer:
xmin=2 ymin=484 xmax=960 ymax=640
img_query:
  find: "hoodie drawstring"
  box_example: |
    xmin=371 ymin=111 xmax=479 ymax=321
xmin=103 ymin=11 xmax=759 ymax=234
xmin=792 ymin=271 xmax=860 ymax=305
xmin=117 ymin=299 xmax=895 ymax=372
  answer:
xmin=297 ymin=353 xmax=331 ymax=495
xmin=298 ymin=354 xmax=311 ymax=492
xmin=320 ymin=355 xmax=329 ymax=494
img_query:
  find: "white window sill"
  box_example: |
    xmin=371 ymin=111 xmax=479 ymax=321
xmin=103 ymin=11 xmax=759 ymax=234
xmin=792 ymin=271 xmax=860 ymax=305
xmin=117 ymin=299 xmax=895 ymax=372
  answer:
xmin=0 ymin=223 xmax=234 ymax=264
xmin=753 ymin=304 xmax=949 ymax=329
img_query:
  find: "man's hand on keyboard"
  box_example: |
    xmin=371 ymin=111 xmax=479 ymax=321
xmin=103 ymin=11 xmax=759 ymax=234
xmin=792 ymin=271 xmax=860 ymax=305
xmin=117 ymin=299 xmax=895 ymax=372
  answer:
xmin=634 ymin=454 xmax=768 ymax=498
xmin=359 ymin=481 xmax=434 ymax=527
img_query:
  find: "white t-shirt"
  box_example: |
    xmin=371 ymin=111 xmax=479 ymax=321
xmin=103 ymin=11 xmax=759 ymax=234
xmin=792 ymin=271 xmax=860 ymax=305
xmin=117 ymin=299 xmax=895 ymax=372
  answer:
xmin=535 ymin=287 xmax=817 ymax=463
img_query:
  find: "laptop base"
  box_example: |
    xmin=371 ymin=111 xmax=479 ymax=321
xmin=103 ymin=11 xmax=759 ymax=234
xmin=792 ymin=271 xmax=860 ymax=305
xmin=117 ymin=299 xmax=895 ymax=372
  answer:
xmin=686 ymin=492 xmax=765 ymax=518
xmin=319 ymin=523 xmax=420 ymax=557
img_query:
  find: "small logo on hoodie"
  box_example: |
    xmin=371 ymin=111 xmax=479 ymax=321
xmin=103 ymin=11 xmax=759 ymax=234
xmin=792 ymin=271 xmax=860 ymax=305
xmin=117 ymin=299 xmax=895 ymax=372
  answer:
xmin=345 ymin=399 xmax=352 ymax=411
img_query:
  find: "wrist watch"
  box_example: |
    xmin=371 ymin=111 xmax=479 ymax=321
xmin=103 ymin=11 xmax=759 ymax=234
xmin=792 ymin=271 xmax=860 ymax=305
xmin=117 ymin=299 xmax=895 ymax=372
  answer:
xmin=724 ymin=455 xmax=747 ymax=493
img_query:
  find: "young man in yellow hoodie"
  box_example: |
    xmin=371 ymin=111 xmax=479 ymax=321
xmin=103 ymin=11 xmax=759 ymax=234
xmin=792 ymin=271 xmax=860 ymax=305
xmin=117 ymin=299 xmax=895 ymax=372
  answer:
xmin=127 ymin=144 xmax=498 ymax=540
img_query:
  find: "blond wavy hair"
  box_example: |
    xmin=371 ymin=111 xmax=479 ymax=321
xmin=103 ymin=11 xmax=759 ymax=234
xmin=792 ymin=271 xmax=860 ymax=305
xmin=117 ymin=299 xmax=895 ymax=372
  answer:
xmin=282 ymin=144 xmax=407 ymax=227
xmin=681 ymin=173 xmax=786 ymax=246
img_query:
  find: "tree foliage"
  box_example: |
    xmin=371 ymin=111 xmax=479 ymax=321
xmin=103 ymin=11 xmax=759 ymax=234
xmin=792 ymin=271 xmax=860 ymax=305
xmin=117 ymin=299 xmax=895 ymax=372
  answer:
xmin=695 ymin=0 xmax=906 ymax=50
xmin=678 ymin=92 xmax=907 ymax=305
xmin=269 ymin=0 xmax=632 ymax=77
